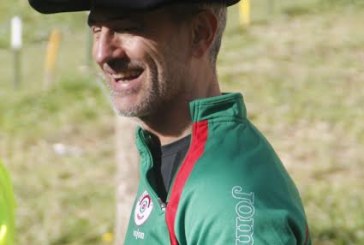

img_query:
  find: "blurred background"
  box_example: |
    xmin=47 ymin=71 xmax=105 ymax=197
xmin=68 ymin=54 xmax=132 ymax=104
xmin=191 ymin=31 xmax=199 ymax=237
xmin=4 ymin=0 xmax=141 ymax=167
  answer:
xmin=0 ymin=0 xmax=363 ymax=244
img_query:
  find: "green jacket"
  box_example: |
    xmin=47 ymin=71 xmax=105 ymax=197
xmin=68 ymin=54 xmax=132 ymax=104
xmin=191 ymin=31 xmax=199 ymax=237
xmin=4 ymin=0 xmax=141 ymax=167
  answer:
xmin=125 ymin=93 xmax=311 ymax=245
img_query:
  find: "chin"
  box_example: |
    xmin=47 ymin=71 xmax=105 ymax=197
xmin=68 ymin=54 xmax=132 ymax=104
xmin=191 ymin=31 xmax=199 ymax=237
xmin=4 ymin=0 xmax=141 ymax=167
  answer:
xmin=112 ymin=97 xmax=142 ymax=117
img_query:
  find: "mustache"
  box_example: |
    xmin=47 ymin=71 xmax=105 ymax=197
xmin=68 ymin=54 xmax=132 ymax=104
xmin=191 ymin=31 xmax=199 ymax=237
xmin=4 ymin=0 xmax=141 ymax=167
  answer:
xmin=104 ymin=58 xmax=145 ymax=72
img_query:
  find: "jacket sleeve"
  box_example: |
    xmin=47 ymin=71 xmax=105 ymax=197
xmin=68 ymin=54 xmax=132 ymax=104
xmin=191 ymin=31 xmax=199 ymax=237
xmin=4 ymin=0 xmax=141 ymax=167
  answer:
xmin=172 ymin=121 xmax=311 ymax=245
xmin=175 ymin=178 xmax=311 ymax=245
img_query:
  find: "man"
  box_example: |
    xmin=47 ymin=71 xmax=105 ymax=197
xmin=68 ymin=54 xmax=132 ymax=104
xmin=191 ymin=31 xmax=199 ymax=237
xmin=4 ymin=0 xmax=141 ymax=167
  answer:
xmin=29 ymin=0 xmax=311 ymax=244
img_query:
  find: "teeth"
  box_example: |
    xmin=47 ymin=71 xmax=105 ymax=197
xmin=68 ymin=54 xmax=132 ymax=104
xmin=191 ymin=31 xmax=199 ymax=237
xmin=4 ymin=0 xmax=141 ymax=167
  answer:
xmin=112 ymin=70 xmax=142 ymax=80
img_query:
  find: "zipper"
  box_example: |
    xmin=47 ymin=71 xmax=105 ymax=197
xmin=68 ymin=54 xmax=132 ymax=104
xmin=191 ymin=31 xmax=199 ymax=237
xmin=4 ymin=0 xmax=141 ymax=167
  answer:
xmin=137 ymin=127 xmax=194 ymax=212
xmin=137 ymin=129 xmax=168 ymax=212
xmin=157 ymin=198 xmax=167 ymax=212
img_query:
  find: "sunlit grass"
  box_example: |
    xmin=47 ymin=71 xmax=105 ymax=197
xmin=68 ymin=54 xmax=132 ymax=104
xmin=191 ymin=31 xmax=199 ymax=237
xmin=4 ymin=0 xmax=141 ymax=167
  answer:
xmin=0 ymin=0 xmax=363 ymax=244
xmin=220 ymin=3 xmax=364 ymax=245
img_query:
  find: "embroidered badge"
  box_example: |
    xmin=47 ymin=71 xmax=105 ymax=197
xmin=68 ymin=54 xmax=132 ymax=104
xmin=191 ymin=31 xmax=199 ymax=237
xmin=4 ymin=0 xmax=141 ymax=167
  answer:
xmin=134 ymin=191 xmax=154 ymax=226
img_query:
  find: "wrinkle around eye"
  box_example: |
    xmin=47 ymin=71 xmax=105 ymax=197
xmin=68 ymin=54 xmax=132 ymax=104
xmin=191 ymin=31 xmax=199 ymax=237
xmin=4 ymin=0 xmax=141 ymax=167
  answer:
xmin=113 ymin=25 xmax=145 ymax=35
xmin=91 ymin=26 xmax=102 ymax=37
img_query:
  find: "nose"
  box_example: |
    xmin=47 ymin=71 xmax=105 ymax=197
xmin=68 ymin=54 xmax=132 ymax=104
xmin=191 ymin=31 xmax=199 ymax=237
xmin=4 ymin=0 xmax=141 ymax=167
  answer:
xmin=93 ymin=28 xmax=125 ymax=65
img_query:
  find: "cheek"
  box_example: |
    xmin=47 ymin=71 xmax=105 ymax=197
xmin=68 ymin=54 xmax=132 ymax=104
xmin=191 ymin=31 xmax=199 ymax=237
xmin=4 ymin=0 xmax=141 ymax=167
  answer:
xmin=131 ymin=38 xmax=168 ymax=78
xmin=128 ymin=38 xmax=159 ymax=61
xmin=91 ymin=40 xmax=98 ymax=62
xmin=92 ymin=46 xmax=99 ymax=65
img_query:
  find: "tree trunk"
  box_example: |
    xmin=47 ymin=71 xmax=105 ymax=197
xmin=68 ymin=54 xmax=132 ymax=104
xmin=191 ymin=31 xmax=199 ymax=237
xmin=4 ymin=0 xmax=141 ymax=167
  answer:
xmin=114 ymin=116 xmax=139 ymax=245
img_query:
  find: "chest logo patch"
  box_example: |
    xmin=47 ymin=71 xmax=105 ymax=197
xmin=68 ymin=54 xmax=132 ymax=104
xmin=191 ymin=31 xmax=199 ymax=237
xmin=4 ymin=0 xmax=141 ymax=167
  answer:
xmin=134 ymin=191 xmax=154 ymax=226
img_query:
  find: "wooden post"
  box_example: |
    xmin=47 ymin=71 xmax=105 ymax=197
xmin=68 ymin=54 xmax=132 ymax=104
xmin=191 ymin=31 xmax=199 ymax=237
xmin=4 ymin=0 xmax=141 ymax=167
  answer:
xmin=11 ymin=16 xmax=22 ymax=88
xmin=239 ymin=0 xmax=251 ymax=27
xmin=13 ymin=50 xmax=21 ymax=89
xmin=44 ymin=29 xmax=61 ymax=89
xmin=114 ymin=116 xmax=139 ymax=245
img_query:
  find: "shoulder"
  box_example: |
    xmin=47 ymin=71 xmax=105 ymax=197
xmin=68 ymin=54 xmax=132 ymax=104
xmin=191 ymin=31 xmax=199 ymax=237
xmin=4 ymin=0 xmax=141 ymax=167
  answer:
xmin=173 ymin=121 xmax=310 ymax=244
xmin=190 ymin=120 xmax=290 ymax=192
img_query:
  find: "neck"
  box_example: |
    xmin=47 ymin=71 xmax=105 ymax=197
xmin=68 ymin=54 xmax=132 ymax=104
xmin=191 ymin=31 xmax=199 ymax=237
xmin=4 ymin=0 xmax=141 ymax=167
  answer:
xmin=138 ymin=98 xmax=192 ymax=146
xmin=139 ymin=65 xmax=220 ymax=146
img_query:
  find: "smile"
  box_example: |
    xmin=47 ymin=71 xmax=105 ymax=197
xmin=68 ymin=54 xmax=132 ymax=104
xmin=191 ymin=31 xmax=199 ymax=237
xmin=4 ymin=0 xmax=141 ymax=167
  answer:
xmin=111 ymin=69 xmax=144 ymax=83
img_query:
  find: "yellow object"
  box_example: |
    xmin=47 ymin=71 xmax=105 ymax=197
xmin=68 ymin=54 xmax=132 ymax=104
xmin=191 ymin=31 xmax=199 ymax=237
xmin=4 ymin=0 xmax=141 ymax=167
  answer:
xmin=44 ymin=29 xmax=61 ymax=87
xmin=102 ymin=232 xmax=114 ymax=243
xmin=239 ymin=0 xmax=251 ymax=27
xmin=45 ymin=29 xmax=61 ymax=74
xmin=0 ymin=161 xmax=16 ymax=245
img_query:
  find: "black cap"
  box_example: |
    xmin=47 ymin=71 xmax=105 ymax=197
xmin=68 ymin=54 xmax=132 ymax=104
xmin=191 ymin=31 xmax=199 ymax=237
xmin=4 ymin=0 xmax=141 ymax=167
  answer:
xmin=29 ymin=0 xmax=240 ymax=14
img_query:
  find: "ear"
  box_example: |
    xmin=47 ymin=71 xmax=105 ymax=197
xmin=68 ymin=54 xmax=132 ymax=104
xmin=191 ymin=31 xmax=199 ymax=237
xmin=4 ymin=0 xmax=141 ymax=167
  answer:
xmin=190 ymin=10 xmax=218 ymax=58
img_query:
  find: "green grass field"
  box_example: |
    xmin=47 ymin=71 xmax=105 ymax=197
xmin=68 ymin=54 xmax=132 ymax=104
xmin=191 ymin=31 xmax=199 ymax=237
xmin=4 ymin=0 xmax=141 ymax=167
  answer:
xmin=1 ymin=0 xmax=363 ymax=244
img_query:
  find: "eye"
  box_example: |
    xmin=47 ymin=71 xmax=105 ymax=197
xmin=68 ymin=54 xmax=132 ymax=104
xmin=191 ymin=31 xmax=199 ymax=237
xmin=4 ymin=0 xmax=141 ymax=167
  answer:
xmin=91 ymin=25 xmax=101 ymax=34
xmin=112 ymin=20 xmax=144 ymax=34
xmin=114 ymin=25 xmax=141 ymax=34
xmin=91 ymin=26 xmax=102 ymax=40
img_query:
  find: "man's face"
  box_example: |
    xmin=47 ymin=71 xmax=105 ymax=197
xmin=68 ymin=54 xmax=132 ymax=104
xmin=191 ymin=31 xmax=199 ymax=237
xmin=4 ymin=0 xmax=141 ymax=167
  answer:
xmin=89 ymin=7 xmax=193 ymax=118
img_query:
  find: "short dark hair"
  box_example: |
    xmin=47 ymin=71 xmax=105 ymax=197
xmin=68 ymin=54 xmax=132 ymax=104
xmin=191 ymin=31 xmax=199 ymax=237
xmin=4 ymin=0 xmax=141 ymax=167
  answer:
xmin=167 ymin=4 xmax=227 ymax=66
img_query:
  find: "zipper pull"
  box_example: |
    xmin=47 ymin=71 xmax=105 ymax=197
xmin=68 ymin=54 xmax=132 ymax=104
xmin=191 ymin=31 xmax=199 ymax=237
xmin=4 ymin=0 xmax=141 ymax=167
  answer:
xmin=157 ymin=198 xmax=167 ymax=211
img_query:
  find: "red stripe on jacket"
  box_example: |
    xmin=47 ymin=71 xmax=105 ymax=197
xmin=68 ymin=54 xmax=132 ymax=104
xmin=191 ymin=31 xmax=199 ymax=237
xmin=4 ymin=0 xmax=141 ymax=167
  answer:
xmin=166 ymin=120 xmax=209 ymax=245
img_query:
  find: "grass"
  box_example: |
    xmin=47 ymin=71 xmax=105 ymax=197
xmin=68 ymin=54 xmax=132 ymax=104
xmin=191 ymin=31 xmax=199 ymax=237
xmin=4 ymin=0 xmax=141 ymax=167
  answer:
xmin=221 ymin=2 xmax=364 ymax=244
xmin=1 ymin=0 xmax=363 ymax=244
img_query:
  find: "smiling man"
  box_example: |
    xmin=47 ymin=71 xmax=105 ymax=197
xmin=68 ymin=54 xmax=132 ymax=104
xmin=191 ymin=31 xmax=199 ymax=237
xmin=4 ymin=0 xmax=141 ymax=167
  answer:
xmin=29 ymin=0 xmax=311 ymax=244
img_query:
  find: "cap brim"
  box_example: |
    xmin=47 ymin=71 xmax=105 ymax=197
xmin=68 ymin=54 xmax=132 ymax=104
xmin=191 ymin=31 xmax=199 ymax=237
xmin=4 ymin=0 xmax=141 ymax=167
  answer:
xmin=29 ymin=0 xmax=90 ymax=14
xmin=29 ymin=0 xmax=240 ymax=14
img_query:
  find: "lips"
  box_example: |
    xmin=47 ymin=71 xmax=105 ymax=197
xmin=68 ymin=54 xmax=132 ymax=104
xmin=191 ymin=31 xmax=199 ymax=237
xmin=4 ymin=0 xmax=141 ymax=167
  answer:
xmin=104 ymin=67 xmax=145 ymax=96
xmin=112 ymin=68 xmax=144 ymax=83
